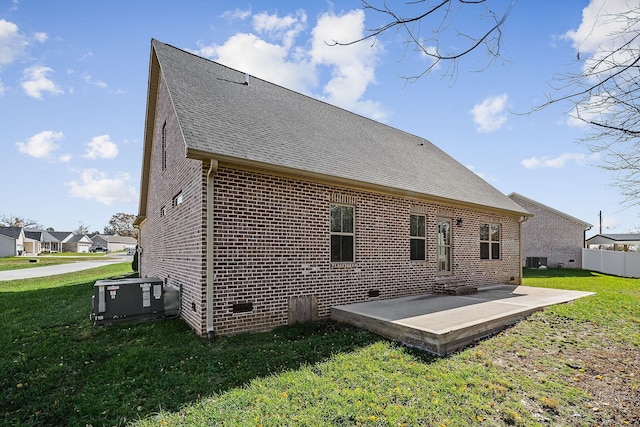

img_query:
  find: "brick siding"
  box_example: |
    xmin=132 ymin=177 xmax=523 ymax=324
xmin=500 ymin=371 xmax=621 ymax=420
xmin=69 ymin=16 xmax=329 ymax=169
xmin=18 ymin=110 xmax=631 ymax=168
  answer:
xmin=139 ymin=76 xmax=522 ymax=337
xmin=510 ymin=195 xmax=586 ymax=269
xmin=138 ymin=73 xmax=208 ymax=333
xmin=209 ymin=167 xmax=521 ymax=336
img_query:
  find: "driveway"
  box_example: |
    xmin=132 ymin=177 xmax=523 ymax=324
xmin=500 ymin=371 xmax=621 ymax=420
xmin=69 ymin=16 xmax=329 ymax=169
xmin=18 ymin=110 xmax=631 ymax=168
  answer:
xmin=0 ymin=254 xmax=132 ymax=281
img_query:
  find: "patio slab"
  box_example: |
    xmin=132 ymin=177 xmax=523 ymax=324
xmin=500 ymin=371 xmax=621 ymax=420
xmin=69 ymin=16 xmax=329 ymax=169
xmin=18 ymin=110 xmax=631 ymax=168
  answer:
xmin=331 ymin=285 xmax=594 ymax=356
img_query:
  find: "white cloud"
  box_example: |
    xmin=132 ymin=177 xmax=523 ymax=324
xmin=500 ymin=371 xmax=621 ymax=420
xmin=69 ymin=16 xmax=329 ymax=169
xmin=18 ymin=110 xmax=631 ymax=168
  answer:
xmin=66 ymin=169 xmax=137 ymax=205
xmin=0 ymin=19 xmax=28 ymax=68
xmin=311 ymin=10 xmax=386 ymax=120
xmin=220 ymin=8 xmax=252 ymax=21
xmin=564 ymin=0 xmax=637 ymax=54
xmin=253 ymin=9 xmax=306 ymax=49
xmin=193 ymin=8 xmax=387 ymax=121
xmin=521 ymin=152 xmax=590 ymax=169
xmin=197 ymin=32 xmax=316 ymax=93
xmin=83 ymin=135 xmax=118 ymax=159
xmin=58 ymin=153 xmax=71 ymax=163
xmin=0 ymin=77 xmax=5 ymax=95
xmin=21 ymin=65 xmax=63 ymax=99
xmin=16 ymin=130 xmax=64 ymax=158
xmin=470 ymin=94 xmax=508 ymax=132
xmin=564 ymin=0 xmax=640 ymax=89
xmin=34 ymin=32 xmax=47 ymax=43
xmin=81 ymin=72 xmax=108 ymax=89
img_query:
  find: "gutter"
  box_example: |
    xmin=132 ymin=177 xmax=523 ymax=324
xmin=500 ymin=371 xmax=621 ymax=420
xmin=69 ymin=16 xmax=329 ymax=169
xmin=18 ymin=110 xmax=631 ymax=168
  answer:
xmin=206 ymin=159 xmax=218 ymax=342
xmin=518 ymin=215 xmax=530 ymax=284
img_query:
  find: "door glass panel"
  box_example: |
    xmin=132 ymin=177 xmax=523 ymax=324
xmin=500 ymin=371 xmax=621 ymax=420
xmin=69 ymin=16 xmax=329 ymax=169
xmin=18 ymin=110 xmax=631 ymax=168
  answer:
xmin=437 ymin=219 xmax=451 ymax=273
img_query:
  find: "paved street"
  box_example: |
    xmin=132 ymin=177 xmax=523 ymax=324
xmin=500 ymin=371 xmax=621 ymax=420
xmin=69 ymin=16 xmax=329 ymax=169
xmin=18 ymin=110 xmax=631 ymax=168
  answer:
xmin=0 ymin=254 xmax=133 ymax=281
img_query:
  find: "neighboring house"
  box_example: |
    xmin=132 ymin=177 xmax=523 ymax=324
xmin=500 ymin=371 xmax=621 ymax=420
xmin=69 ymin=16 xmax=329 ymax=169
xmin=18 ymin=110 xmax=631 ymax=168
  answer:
xmin=23 ymin=229 xmax=62 ymax=254
xmin=66 ymin=234 xmax=93 ymax=253
xmin=0 ymin=227 xmax=25 ymax=257
xmin=49 ymin=231 xmax=74 ymax=250
xmin=90 ymin=234 xmax=137 ymax=252
xmin=508 ymin=193 xmax=592 ymax=269
xmin=135 ymin=40 xmax=530 ymax=338
xmin=586 ymin=234 xmax=640 ymax=251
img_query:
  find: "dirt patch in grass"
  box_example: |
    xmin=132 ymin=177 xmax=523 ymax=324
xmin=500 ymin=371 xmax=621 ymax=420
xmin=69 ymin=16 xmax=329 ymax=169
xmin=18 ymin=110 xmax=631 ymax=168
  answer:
xmin=490 ymin=314 xmax=639 ymax=426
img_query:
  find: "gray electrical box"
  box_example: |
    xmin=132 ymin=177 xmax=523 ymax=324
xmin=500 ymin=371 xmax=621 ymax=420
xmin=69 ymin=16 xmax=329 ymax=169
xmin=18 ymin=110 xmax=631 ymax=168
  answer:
xmin=91 ymin=277 xmax=180 ymax=326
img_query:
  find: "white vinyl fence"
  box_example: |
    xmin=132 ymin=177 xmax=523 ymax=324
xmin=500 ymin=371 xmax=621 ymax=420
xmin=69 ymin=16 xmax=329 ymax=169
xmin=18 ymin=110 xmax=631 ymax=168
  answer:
xmin=582 ymin=248 xmax=640 ymax=278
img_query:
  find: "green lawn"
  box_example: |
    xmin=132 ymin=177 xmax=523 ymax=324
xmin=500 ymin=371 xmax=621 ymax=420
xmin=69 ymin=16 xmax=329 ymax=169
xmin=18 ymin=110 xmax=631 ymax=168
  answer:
xmin=1 ymin=268 xmax=638 ymax=426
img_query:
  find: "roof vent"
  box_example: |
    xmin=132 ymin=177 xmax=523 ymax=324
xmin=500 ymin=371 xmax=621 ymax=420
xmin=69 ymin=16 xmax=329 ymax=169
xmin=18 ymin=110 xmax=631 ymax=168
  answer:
xmin=244 ymin=73 xmax=249 ymax=86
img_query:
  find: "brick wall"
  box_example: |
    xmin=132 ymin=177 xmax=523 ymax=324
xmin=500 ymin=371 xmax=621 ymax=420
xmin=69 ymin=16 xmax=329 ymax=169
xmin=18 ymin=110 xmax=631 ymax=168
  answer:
xmin=140 ymin=75 xmax=522 ymax=338
xmin=510 ymin=195 xmax=586 ymax=269
xmin=210 ymin=167 xmax=521 ymax=336
xmin=138 ymin=73 xmax=208 ymax=333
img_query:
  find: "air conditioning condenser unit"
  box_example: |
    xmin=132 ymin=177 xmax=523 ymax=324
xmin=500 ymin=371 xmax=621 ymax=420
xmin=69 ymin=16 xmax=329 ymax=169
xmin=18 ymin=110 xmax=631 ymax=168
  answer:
xmin=90 ymin=277 xmax=180 ymax=326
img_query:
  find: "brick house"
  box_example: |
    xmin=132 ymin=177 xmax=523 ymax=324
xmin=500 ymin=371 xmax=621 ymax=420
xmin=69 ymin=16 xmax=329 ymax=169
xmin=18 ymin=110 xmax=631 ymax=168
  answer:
xmin=508 ymin=193 xmax=592 ymax=269
xmin=135 ymin=40 xmax=530 ymax=339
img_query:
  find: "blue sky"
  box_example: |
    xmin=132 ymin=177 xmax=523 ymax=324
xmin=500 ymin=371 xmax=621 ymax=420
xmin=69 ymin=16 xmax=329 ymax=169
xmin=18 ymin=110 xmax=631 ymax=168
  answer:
xmin=1 ymin=0 xmax=638 ymax=236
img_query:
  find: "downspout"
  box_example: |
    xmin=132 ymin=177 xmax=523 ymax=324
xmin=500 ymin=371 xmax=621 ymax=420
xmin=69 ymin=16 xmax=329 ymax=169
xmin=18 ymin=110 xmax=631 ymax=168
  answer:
xmin=518 ymin=215 xmax=529 ymax=284
xmin=206 ymin=159 xmax=219 ymax=342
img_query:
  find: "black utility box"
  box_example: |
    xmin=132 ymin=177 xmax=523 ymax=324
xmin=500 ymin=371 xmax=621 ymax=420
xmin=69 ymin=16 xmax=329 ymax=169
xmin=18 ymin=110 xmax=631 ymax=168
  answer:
xmin=91 ymin=278 xmax=180 ymax=325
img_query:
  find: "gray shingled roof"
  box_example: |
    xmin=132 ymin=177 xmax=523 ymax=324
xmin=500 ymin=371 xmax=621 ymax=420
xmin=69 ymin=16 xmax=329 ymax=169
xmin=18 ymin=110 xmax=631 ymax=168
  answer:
xmin=49 ymin=231 xmax=73 ymax=242
xmin=0 ymin=227 xmax=23 ymax=239
xmin=24 ymin=230 xmax=58 ymax=243
xmin=151 ymin=40 xmax=528 ymax=215
xmin=508 ymin=193 xmax=591 ymax=228
xmin=587 ymin=233 xmax=640 ymax=243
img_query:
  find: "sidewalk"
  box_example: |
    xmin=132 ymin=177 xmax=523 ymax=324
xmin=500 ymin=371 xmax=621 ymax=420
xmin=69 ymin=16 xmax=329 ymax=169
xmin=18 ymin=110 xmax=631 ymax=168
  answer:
xmin=0 ymin=255 xmax=132 ymax=281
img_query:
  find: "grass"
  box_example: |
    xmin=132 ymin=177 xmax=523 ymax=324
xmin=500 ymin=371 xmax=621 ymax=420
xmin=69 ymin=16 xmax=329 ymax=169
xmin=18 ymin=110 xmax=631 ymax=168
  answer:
xmin=0 ymin=254 xmax=106 ymax=271
xmin=1 ymin=268 xmax=638 ymax=426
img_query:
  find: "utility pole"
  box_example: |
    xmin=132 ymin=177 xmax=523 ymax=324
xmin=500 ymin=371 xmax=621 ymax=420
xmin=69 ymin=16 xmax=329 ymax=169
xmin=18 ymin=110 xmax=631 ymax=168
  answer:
xmin=599 ymin=210 xmax=602 ymax=234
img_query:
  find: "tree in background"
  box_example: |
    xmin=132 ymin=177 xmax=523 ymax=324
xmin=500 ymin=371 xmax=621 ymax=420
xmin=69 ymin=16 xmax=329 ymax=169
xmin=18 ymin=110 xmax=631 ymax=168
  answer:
xmin=73 ymin=222 xmax=91 ymax=235
xmin=332 ymin=0 xmax=514 ymax=82
xmin=104 ymin=213 xmax=138 ymax=238
xmin=0 ymin=214 xmax=41 ymax=229
xmin=348 ymin=1 xmax=640 ymax=207
xmin=535 ymin=4 xmax=640 ymax=208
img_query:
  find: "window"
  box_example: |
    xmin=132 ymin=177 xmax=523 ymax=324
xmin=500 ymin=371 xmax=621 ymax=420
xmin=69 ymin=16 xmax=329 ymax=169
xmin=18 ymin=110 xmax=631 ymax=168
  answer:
xmin=437 ymin=219 xmax=451 ymax=272
xmin=330 ymin=204 xmax=354 ymax=262
xmin=160 ymin=206 xmax=166 ymax=217
xmin=172 ymin=192 xmax=183 ymax=207
xmin=161 ymin=122 xmax=167 ymax=171
xmin=410 ymin=214 xmax=426 ymax=260
xmin=480 ymin=223 xmax=501 ymax=259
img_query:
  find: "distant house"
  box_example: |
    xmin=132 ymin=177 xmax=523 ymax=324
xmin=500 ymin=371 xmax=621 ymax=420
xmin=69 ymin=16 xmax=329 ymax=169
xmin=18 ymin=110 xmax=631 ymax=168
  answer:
xmin=66 ymin=234 xmax=93 ymax=253
xmin=49 ymin=232 xmax=93 ymax=253
xmin=586 ymin=234 xmax=640 ymax=251
xmin=135 ymin=40 xmax=530 ymax=339
xmin=90 ymin=234 xmax=137 ymax=252
xmin=508 ymin=193 xmax=592 ymax=269
xmin=49 ymin=231 xmax=74 ymax=249
xmin=0 ymin=227 xmax=25 ymax=257
xmin=23 ymin=229 xmax=62 ymax=254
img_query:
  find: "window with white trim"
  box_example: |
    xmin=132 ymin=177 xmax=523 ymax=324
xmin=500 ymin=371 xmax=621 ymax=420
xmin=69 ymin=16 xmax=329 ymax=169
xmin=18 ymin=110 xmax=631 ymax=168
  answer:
xmin=410 ymin=214 xmax=426 ymax=261
xmin=480 ymin=223 xmax=501 ymax=259
xmin=161 ymin=122 xmax=167 ymax=171
xmin=172 ymin=192 xmax=183 ymax=208
xmin=330 ymin=204 xmax=354 ymax=262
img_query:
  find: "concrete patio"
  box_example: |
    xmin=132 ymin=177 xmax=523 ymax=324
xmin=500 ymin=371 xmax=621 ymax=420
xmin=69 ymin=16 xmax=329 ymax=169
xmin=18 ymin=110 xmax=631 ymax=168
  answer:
xmin=331 ymin=285 xmax=594 ymax=356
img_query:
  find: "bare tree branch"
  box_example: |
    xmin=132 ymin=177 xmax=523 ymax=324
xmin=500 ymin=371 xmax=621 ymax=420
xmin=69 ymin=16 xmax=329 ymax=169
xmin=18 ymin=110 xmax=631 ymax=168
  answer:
xmin=328 ymin=0 xmax=514 ymax=82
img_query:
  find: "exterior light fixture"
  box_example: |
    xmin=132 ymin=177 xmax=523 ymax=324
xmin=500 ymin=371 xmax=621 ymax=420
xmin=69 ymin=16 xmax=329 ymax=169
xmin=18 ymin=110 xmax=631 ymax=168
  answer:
xmin=456 ymin=218 xmax=463 ymax=227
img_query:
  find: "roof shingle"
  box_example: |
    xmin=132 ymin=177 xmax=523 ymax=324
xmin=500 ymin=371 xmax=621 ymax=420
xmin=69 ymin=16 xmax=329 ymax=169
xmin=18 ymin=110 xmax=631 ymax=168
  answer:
xmin=150 ymin=39 xmax=528 ymax=215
